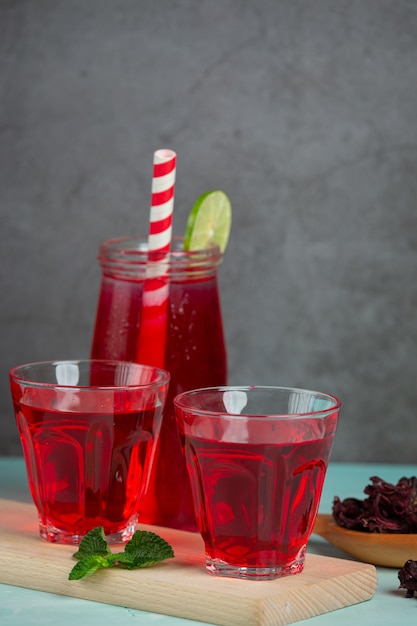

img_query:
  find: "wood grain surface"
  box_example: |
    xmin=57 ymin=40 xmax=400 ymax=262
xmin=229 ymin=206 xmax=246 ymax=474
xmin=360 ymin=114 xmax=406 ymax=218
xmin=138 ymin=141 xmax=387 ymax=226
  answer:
xmin=0 ymin=499 xmax=377 ymax=626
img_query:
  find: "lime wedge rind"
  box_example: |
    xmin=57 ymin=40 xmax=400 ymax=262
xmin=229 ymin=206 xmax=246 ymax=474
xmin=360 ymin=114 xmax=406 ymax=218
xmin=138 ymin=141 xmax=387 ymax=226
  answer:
xmin=183 ymin=190 xmax=232 ymax=253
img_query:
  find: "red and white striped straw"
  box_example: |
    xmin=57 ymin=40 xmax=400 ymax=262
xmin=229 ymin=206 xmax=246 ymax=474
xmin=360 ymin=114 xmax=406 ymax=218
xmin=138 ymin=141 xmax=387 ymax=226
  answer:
xmin=135 ymin=149 xmax=176 ymax=368
xmin=147 ymin=149 xmax=176 ymax=255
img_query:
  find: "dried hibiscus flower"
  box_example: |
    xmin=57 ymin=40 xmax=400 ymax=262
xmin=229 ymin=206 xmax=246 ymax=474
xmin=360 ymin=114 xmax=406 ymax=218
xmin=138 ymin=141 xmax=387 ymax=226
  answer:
xmin=398 ymin=560 xmax=417 ymax=597
xmin=332 ymin=476 xmax=417 ymax=533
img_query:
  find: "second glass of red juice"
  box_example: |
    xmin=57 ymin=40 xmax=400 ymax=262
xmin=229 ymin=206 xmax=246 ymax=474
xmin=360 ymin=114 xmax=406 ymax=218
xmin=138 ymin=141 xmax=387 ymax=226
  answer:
xmin=174 ymin=385 xmax=341 ymax=579
xmin=91 ymin=236 xmax=227 ymax=531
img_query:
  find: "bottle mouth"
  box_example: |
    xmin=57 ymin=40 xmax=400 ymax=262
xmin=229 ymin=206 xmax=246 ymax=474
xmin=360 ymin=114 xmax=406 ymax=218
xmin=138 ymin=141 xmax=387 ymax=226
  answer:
xmin=98 ymin=235 xmax=223 ymax=280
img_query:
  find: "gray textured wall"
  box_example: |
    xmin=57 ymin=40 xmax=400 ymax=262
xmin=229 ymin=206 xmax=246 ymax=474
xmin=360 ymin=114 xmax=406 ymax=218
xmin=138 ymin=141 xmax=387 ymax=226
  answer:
xmin=1 ymin=1 xmax=417 ymax=463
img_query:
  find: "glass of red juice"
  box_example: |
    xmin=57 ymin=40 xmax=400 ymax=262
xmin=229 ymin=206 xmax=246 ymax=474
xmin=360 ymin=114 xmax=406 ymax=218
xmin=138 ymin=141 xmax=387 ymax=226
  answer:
xmin=9 ymin=359 xmax=170 ymax=544
xmin=174 ymin=385 xmax=341 ymax=580
xmin=90 ymin=236 xmax=227 ymax=531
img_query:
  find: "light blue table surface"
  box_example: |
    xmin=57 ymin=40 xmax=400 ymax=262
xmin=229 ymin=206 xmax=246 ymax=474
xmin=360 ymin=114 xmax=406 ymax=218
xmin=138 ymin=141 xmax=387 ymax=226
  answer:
xmin=1 ymin=458 xmax=416 ymax=625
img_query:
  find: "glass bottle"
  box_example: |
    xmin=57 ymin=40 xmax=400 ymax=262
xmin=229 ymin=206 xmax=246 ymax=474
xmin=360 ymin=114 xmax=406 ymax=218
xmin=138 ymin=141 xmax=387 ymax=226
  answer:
xmin=91 ymin=236 xmax=227 ymax=531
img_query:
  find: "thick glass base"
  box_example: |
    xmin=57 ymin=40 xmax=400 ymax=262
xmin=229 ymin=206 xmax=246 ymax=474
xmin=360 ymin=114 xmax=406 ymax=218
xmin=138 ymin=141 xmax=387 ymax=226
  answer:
xmin=206 ymin=550 xmax=306 ymax=580
xmin=38 ymin=518 xmax=136 ymax=545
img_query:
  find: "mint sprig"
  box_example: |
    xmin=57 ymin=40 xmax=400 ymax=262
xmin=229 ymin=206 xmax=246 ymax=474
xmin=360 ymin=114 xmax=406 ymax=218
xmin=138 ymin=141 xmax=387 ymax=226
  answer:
xmin=69 ymin=526 xmax=174 ymax=580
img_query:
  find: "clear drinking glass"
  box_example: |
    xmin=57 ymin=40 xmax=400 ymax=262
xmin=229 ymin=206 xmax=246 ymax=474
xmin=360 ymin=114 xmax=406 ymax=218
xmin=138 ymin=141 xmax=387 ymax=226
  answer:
xmin=174 ymin=385 xmax=341 ymax=579
xmin=9 ymin=359 xmax=170 ymax=544
xmin=91 ymin=236 xmax=227 ymax=531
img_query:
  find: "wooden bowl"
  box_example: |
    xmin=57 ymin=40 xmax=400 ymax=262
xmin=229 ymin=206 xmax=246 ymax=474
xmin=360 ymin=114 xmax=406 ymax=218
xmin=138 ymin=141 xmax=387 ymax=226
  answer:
xmin=313 ymin=514 xmax=417 ymax=568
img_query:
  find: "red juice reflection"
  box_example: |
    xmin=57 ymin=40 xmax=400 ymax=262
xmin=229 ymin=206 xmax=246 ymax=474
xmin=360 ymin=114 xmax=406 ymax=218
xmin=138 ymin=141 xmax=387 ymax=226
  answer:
xmin=91 ymin=237 xmax=227 ymax=531
xmin=16 ymin=401 xmax=156 ymax=540
xmin=180 ymin=434 xmax=332 ymax=571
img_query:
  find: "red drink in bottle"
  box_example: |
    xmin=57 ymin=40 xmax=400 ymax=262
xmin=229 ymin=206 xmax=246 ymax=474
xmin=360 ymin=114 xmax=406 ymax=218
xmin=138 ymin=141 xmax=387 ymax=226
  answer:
xmin=91 ymin=237 xmax=227 ymax=531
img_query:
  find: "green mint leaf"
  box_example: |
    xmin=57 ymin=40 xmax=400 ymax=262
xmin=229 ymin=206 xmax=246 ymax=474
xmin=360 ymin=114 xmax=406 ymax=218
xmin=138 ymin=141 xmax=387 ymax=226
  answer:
xmin=122 ymin=529 xmax=175 ymax=568
xmin=72 ymin=526 xmax=111 ymax=561
xmin=68 ymin=555 xmax=111 ymax=580
xmin=68 ymin=527 xmax=174 ymax=580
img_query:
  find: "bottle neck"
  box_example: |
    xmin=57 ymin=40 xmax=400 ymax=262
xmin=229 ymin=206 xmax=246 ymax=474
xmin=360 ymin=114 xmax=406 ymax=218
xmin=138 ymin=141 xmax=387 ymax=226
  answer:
xmin=98 ymin=236 xmax=223 ymax=281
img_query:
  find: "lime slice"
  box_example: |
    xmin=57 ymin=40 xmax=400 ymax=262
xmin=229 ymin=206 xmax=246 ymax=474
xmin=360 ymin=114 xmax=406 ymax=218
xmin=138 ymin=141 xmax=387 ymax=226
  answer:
xmin=183 ymin=190 xmax=232 ymax=252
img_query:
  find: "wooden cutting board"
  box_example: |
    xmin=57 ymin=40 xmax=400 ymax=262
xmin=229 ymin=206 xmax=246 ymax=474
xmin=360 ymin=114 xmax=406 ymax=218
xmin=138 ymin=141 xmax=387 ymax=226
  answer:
xmin=0 ymin=499 xmax=377 ymax=626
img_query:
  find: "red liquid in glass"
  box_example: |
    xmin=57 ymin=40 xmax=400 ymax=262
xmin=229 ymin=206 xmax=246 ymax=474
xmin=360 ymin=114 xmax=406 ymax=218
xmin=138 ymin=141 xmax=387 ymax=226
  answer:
xmin=15 ymin=398 xmax=158 ymax=540
xmin=181 ymin=435 xmax=333 ymax=571
xmin=91 ymin=273 xmax=227 ymax=530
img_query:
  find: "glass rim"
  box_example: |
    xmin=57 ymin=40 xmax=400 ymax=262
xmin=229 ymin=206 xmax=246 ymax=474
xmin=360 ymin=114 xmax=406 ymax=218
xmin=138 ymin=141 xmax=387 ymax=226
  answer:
xmin=97 ymin=235 xmax=224 ymax=279
xmin=99 ymin=235 xmax=223 ymax=261
xmin=9 ymin=359 xmax=170 ymax=390
xmin=174 ymin=385 xmax=342 ymax=419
